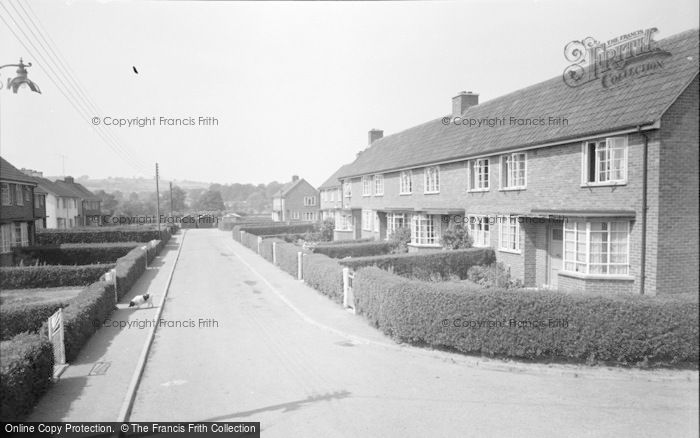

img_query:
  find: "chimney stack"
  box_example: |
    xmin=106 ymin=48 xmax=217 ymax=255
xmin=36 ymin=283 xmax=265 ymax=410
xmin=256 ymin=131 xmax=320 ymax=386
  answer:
xmin=20 ymin=168 xmax=43 ymax=178
xmin=452 ymin=91 xmax=479 ymax=117
xmin=368 ymin=129 xmax=383 ymax=145
xmin=64 ymin=176 xmax=74 ymax=183
xmin=292 ymin=175 xmax=299 ymax=182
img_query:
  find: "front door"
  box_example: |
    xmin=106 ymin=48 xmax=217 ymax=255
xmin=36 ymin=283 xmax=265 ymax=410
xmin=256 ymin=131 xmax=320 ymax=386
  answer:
xmin=548 ymin=226 xmax=563 ymax=288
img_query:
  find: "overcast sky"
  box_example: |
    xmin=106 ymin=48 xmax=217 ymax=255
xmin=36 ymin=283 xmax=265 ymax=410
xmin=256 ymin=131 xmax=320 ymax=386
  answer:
xmin=0 ymin=0 xmax=697 ymax=187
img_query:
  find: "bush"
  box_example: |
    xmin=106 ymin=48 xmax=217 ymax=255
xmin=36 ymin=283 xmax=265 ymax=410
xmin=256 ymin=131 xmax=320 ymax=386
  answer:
xmin=387 ymin=227 xmax=411 ymax=254
xmin=318 ymin=218 xmax=335 ymax=241
xmin=259 ymin=232 xmax=324 ymax=244
xmin=12 ymin=243 xmax=139 ymax=266
xmin=312 ymin=241 xmax=393 ymax=259
xmin=340 ymin=247 xmax=496 ymax=280
xmin=353 ymin=267 xmax=700 ymax=367
xmin=0 ymin=264 xmax=115 ymax=289
xmin=440 ymin=224 xmax=473 ymax=249
xmin=232 ymin=223 xmax=316 ymax=241
xmin=0 ymin=332 xmax=53 ymax=421
xmin=467 ymin=262 xmax=522 ymax=289
xmin=1 ymin=299 xmax=72 ymax=341
xmin=302 ymin=253 xmax=345 ymax=303
xmin=36 ymin=227 xmax=171 ymax=245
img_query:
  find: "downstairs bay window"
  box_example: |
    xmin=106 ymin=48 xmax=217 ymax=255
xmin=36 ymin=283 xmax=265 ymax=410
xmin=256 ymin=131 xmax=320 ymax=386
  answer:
xmin=387 ymin=213 xmax=408 ymax=237
xmin=563 ymin=221 xmax=630 ymax=275
xmin=411 ymin=214 xmax=440 ymax=246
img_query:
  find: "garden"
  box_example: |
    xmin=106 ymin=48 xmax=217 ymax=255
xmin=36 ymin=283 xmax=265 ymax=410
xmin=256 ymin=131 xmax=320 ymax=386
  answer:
xmin=0 ymin=225 xmax=175 ymax=421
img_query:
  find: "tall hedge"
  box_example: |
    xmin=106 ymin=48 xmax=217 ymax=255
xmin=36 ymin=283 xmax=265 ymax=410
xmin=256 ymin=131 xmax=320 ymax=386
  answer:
xmin=301 ymin=253 xmax=345 ymax=303
xmin=0 ymin=264 xmax=115 ymax=289
xmin=353 ymin=267 xmax=699 ymax=366
xmin=12 ymin=243 xmax=139 ymax=266
xmin=232 ymin=223 xmax=316 ymax=241
xmin=1 ymin=299 xmax=72 ymax=341
xmin=36 ymin=227 xmax=171 ymax=245
xmin=0 ymin=332 xmax=54 ymax=421
xmin=260 ymin=238 xmax=285 ymax=263
xmin=340 ymin=247 xmax=496 ymax=280
xmin=275 ymin=242 xmax=306 ymax=277
xmin=312 ymin=241 xmax=393 ymax=259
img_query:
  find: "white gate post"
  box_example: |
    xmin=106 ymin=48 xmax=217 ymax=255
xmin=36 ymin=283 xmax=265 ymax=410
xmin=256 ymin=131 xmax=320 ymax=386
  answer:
xmin=297 ymin=251 xmax=303 ymax=280
xmin=342 ymin=267 xmax=350 ymax=308
xmin=240 ymin=230 xmax=245 ymax=242
xmin=272 ymin=241 xmax=277 ymax=265
xmin=48 ymin=308 xmax=66 ymax=365
xmin=112 ymin=268 xmax=118 ymax=303
xmin=142 ymin=245 xmax=148 ymax=269
xmin=257 ymin=236 xmax=262 ymax=254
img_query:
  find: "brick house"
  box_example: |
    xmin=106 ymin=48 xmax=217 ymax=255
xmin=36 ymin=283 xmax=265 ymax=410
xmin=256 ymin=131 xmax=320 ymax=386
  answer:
xmin=21 ymin=170 xmax=81 ymax=229
xmin=319 ymin=163 xmax=351 ymax=222
xmin=271 ymin=175 xmax=320 ymax=223
xmin=336 ymin=29 xmax=698 ymax=296
xmin=54 ymin=176 xmax=101 ymax=226
xmin=0 ymin=157 xmax=39 ymax=265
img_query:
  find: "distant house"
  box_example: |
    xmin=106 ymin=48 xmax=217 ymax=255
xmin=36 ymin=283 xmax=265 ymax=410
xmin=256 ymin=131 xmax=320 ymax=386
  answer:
xmin=21 ymin=170 xmax=80 ymax=229
xmin=271 ymin=175 xmax=319 ymax=223
xmin=54 ymin=176 xmax=101 ymax=226
xmin=319 ymin=164 xmax=351 ymax=222
xmin=0 ymin=157 xmax=39 ymax=265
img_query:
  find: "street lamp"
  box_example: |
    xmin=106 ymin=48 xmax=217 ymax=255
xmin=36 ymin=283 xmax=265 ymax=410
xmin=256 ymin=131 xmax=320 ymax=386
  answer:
xmin=0 ymin=58 xmax=41 ymax=94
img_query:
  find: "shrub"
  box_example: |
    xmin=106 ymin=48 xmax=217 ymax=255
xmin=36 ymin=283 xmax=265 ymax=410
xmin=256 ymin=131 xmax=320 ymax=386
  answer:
xmin=467 ymin=262 xmax=523 ymax=289
xmin=232 ymin=223 xmax=316 ymax=241
xmin=440 ymin=224 xmax=473 ymax=249
xmin=353 ymin=267 xmax=699 ymax=366
xmin=0 ymin=332 xmax=53 ymax=421
xmin=318 ymin=218 xmax=335 ymax=241
xmin=312 ymin=241 xmax=393 ymax=259
xmin=387 ymin=227 xmax=411 ymax=254
xmin=0 ymin=264 xmax=115 ymax=289
xmin=259 ymin=232 xmax=324 ymax=244
xmin=12 ymin=243 xmax=139 ymax=266
xmin=302 ymin=253 xmax=345 ymax=303
xmin=1 ymin=299 xmax=72 ymax=341
xmin=36 ymin=227 xmax=170 ymax=245
xmin=340 ymin=247 xmax=496 ymax=280
xmin=314 ymin=238 xmax=374 ymax=246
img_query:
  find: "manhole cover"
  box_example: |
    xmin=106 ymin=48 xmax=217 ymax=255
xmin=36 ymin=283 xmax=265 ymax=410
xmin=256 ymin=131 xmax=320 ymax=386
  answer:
xmin=88 ymin=362 xmax=111 ymax=376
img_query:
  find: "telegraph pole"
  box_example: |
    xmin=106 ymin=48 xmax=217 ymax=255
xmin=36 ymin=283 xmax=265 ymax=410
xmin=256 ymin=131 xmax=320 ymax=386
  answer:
xmin=169 ymin=181 xmax=173 ymax=217
xmin=155 ymin=163 xmax=161 ymax=234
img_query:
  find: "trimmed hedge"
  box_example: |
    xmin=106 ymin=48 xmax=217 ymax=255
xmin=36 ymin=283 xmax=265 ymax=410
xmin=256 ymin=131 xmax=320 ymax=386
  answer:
xmin=0 ymin=264 xmax=115 ymax=289
xmin=258 ymin=232 xmax=325 ymax=243
xmin=232 ymin=223 xmax=316 ymax=241
xmin=1 ymin=299 xmax=72 ymax=341
xmin=12 ymin=243 xmax=139 ymax=266
xmin=353 ymin=267 xmax=700 ymax=366
xmin=260 ymin=238 xmax=283 ymax=263
xmin=312 ymin=241 xmax=393 ymax=259
xmin=301 ymin=253 xmax=345 ymax=303
xmin=36 ymin=227 xmax=171 ymax=245
xmin=275 ymin=241 xmax=307 ymax=277
xmin=114 ymin=240 xmax=163 ymax=300
xmin=0 ymin=332 xmax=53 ymax=421
xmin=340 ymin=247 xmax=496 ymax=280
xmin=314 ymin=238 xmax=374 ymax=246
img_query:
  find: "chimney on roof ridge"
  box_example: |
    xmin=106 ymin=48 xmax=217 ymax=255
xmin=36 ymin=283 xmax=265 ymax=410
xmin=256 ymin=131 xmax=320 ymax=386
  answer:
xmin=20 ymin=168 xmax=43 ymax=178
xmin=368 ymin=129 xmax=383 ymax=145
xmin=292 ymin=175 xmax=299 ymax=182
xmin=452 ymin=91 xmax=479 ymax=117
xmin=64 ymin=176 xmax=74 ymax=184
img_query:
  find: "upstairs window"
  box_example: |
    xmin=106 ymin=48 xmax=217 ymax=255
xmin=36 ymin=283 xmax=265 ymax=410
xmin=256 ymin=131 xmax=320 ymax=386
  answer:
xmin=362 ymin=176 xmax=372 ymax=196
xmin=399 ymin=170 xmax=413 ymax=194
xmin=582 ymin=137 xmax=627 ymax=184
xmin=374 ymin=175 xmax=384 ymax=196
xmin=14 ymin=185 xmax=23 ymax=206
xmin=1 ymin=183 xmax=11 ymax=206
xmin=500 ymin=153 xmax=526 ymax=189
xmin=343 ymin=181 xmax=352 ymax=198
xmin=303 ymin=196 xmax=316 ymax=206
xmin=467 ymin=159 xmax=490 ymax=191
xmin=424 ymin=166 xmax=440 ymax=193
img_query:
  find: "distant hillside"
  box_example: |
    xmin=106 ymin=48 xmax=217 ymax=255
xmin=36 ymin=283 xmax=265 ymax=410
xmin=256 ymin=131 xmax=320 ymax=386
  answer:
xmin=47 ymin=176 xmax=211 ymax=194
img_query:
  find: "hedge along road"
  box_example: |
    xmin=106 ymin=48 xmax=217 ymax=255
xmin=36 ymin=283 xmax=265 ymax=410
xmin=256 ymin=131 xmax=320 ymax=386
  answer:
xmin=129 ymin=229 xmax=698 ymax=438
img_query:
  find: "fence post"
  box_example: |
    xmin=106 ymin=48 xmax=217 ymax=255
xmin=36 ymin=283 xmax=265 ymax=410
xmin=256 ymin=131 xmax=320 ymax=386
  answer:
xmin=240 ymin=230 xmax=245 ymax=242
xmin=142 ymin=245 xmax=148 ymax=269
xmin=257 ymin=236 xmax=262 ymax=254
xmin=342 ymin=267 xmax=350 ymax=308
xmin=297 ymin=251 xmax=303 ymax=280
xmin=48 ymin=307 xmax=66 ymax=365
xmin=272 ymin=241 xmax=277 ymax=265
xmin=112 ymin=268 xmax=118 ymax=303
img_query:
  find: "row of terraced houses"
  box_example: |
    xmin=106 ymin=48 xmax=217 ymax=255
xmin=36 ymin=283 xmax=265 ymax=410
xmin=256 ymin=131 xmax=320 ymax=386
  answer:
xmin=315 ymin=29 xmax=698 ymax=296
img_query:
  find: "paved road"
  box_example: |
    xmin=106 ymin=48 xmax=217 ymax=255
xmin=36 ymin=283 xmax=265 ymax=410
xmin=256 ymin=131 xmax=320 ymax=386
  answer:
xmin=130 ymin=230 xmax=699 ymax=438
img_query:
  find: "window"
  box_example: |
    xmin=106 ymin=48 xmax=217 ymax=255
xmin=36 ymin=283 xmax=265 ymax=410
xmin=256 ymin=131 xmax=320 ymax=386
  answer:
xmin=468 ymin=159 xmax=490 ymax=191
xmin=23 ymin=186 xmax=31 ymax=203
xmin=498 ymin=216 xmax=520 ymax=252
xmin=411 ymin=214 xmax=439 ymax=245
xmin=57 ymin=218 xmax=66 ymax=229
xmin=291 ymin=211 xmax=300 ymax=220
xmin=303 ymin=196 xmax=316 ymax=206
xmin=338 ymin=213 xmax=354 ymax=231
xmin=14 ymin=185 xmax=23 ymax=206
xmin=303 ymin=212 xmax=315 ymax=221
xmin=564 ymin=221 xmax=629 ymax=275
xmin=14 ymin=222 xmax=28 ymax=246
xmin=374 ymin=212 xmax=380 ymax=233
xmin=362 ymin=210 xmax=373 ymax=231
xmin=582 ymin=137 xmax=627 ymax=184
xmin=362 ymin=176 xmax=372 ymax=196
xmin=500 ymin=153 xmax=527 ymax=189
xmin=387 ymin=213 xmax=408 ymax=236
xmin=374 ymin=175 xmax=384 ymax=196
xmin=424 ymin=166 xmax=440 ymax=193
xmin=343 ymin=181 xmax=352 ymax=198
xmin=1 ymin=183 xmax=10 ymax=206
xmin=321 ymin=191 xmax=327 ymax=203
xmin=0 ymin=224 xmax=12 ymax=253
xmin=399 ymin=170 xmax=413 ymax=194
xmin=467 ymin=215 xmax=491 ymax=247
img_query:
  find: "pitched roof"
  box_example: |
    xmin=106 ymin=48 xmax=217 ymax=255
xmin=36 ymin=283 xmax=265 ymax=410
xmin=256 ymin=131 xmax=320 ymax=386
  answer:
xmin=273 ymin=178 xmax=304 ymax=197
xmin=54 ymin=179 xmax=100 ymax=201
xmin=340 ymin=29 xmax=699 ymax=178
xmin=30 ymin=177 xmax=80 ymax=198
xmin=319 ymin=163 xmax=352 ymax=189
xmin=0 ymin=157 xmax=37 ymax=185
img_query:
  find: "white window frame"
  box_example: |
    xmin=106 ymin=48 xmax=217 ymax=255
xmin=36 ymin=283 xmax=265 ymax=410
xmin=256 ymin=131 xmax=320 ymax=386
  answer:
xmin=362 ymin=209 xmax=373 ymax=231
xmin=362 ymin=176 xmax=372 ymax=197
xmin=467 ymin=215 xmax=491 ymax=247
xmin=387 ymin=213 xmax=408 ymax=237
xmin=343 ymin=181 xmax=352 ymax=198
xmin=303 ymin=196 xmax=316 ymax=206
xmin=373 ymin=211 xmax=380 ymax=233
xmin=467 ymin=159 xmax=490 ymax=192
xmin=499 ymin=153 xmax=527 ymax=190
xmin=374 ymin=174 xmax=384 ymax=196
xmin=14 ymin=185 xmax=23 ymax=206
xmin=1 ymin=183 xmax=11 ymax=206
xmin=424 ymin=166 xmax=440 ymax=194
xmin=581 ymin=136 xmax=628 ymax=186
xmin=291 ymin=211 xmax=300 ymax=220
xmin=563 ymin=220 xmax=630 ymax=276
xmin=399 ymin=170 xmax=413 ymax=195
xmin=411 ymin=214 xmax=440 ymax=246
xmin=0 ymin=224 xmax=12 ymax=253
xmin=498 ymin=216 xmax=521 ymax=253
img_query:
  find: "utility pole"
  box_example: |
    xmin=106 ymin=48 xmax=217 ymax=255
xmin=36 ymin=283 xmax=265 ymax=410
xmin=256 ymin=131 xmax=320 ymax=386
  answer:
xmin=155 ymin=163 xmax=161 ymax=234
xmin=169 ymin=181 xmax=173 ymax=217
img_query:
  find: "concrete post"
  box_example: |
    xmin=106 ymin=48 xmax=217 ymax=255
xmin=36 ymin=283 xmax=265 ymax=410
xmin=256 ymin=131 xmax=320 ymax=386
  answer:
xmin=257 ymin=236 xmax=262 ymax=254
xmin=297 ymin=251 xmax=303 ymax=280
xmin=272 ymin=242 xmax=277 ymax=265
xmin=342 ymin=267 xmax=350 ymax=308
